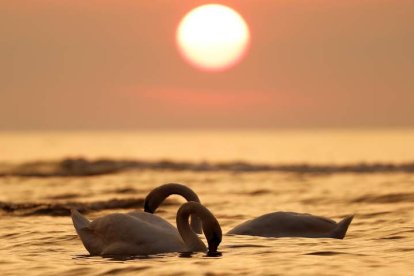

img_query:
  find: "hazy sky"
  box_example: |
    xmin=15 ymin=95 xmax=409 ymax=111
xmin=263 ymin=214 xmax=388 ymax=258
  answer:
xmin=1 ymin=0 xmax=413 ymax=130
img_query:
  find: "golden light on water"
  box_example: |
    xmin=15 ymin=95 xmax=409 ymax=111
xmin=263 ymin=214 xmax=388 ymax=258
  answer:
xmin=176 ymin=4 xmax=250 ymax=72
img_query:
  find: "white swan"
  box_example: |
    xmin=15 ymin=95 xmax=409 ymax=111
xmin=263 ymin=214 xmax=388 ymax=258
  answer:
xmin=71 ymin=201 xmax=222 ymax=256
xmin=228 ymin=212 xmax=354 ymax=239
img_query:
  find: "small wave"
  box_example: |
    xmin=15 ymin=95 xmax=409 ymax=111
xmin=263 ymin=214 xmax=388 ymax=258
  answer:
xmin=304 ymin=251 xmax=353 ymax=256
xmin=353 ymin=211 xmax=392 ymax=218
xmin=107 ymin=188 xmax=143 ymax=194
xmin=378 ymin=236 xmax=406 ymax=240
xmin=247 ymin=189 xmax=272 ymax=195
xmin=350 ymin=193 xmax=414 ymax=204
xmin=0 ymin=198 xmax=149 ymax=216
xmin=47 ymin=193 xmax=81 ymax=200
xmin=1 ymin=158 xmax=414 ymax=177
xmin=226 ymin=244 xmax=270 ymax=249
xmin=99 ymin=266 xmax=151 ymax=274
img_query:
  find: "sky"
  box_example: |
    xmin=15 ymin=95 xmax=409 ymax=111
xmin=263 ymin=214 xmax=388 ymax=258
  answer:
xmin=1 ymin=0 xmax=413 ymax=130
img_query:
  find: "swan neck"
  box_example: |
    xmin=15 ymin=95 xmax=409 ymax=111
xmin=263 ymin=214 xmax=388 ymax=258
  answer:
xmin=146 ymin=183 xmax=200 ymax=211
xmin=145 ymin=183 xmax=202 ymax=233
xmin=160 ymin=183 xmax=200 ymax=204
xmin=177 ymin=202 xmax=222 ymax=253
xmin=176 ymin=204 xmax=207 ymax=252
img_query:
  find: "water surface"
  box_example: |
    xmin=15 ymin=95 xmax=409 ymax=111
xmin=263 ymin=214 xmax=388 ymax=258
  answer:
xmin=1 ymin=130 xmax=413 ymax=275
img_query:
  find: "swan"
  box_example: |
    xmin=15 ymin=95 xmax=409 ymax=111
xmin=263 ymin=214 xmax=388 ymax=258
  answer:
xmin=71 ymin=201 xmax=222 ymax=256
xmin=141 ymin=183 xmax=202 ymax=233
xmin=227 ymin=212 xmax=354 ymax=239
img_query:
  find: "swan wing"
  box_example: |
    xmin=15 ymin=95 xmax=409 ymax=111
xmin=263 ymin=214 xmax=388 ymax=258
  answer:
xmin=74 ymin=213 xmax=183 ymax=255
xmin=228 ymin=212 xmax=338 ymax=238
xmin=127 ymin=211 xmax=178 ymax=233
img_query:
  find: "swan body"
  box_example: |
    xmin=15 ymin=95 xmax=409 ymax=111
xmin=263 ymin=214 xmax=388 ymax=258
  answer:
xmin=126 ymin=211 xmax=179 ymax=231
xmin=228 ymin=212 xmax=353 ymax=239
xmin=71 ymin=202 xmax=222 ymax=256
xmin=72 ymin=210 xmax=182 ymax=255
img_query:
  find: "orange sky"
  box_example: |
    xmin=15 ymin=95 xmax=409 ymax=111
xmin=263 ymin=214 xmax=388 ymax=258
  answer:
xmin=1 ymin=0 xmax=413 ymax=129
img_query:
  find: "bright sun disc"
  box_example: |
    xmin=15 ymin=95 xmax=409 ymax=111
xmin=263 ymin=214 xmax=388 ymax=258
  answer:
xmin=176 ymin=4 xmax=250 ymax=72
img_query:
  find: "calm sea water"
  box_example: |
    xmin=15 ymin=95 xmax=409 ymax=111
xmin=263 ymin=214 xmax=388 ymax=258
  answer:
xmin=1 ymin=130 xmax=414 ymax=275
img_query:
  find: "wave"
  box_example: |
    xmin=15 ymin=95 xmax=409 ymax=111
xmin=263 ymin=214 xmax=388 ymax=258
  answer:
xmin=350 ymin=193 xmax=414 ymax=204
xmin=1 ymin=158 xmax=414 ymax=177
xmin=0 ymin=198 xmax=149 ymax=216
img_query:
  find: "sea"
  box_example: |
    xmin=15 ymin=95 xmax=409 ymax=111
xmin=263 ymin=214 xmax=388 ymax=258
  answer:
xmin=1 ymin=129 xmax=413 ymax=275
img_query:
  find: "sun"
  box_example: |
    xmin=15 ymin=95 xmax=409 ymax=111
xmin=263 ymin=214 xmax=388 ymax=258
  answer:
xmin=176 ymin=4 xmax=250 ymax=72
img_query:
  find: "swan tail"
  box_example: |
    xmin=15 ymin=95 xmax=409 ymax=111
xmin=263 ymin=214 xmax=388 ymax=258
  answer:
xmin=71 ymin=209 xmax=102 ymax=255
xmin=71 ymin=209 xmax=90 ymax=230
xmin=330 ymin=215 xmax=354 ymax=239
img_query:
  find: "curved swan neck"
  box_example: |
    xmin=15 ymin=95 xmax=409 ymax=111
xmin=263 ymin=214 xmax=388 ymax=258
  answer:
xmin=144 ymin=183 xmax=202 ymax=233
xmin=144 ymin=183 xmax=200 ymax=211
xmin=176 ymin=202 xmax=222 ymax=253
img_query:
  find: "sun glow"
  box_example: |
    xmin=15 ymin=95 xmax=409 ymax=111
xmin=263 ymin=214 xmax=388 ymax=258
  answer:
xmin=176 ymin=4 xmax=250 ymax=72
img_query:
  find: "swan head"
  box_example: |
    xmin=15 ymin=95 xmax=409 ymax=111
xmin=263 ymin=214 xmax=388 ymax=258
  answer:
xmin=143 ymin=188 xmax=168 ymax=213
xmin=206 ymin=231 xmax=221 ymax=253
xmin=202 ymin=213 xmax=222 ymax=253
xmin=143 ymin=198 xmax=155 ymax=213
